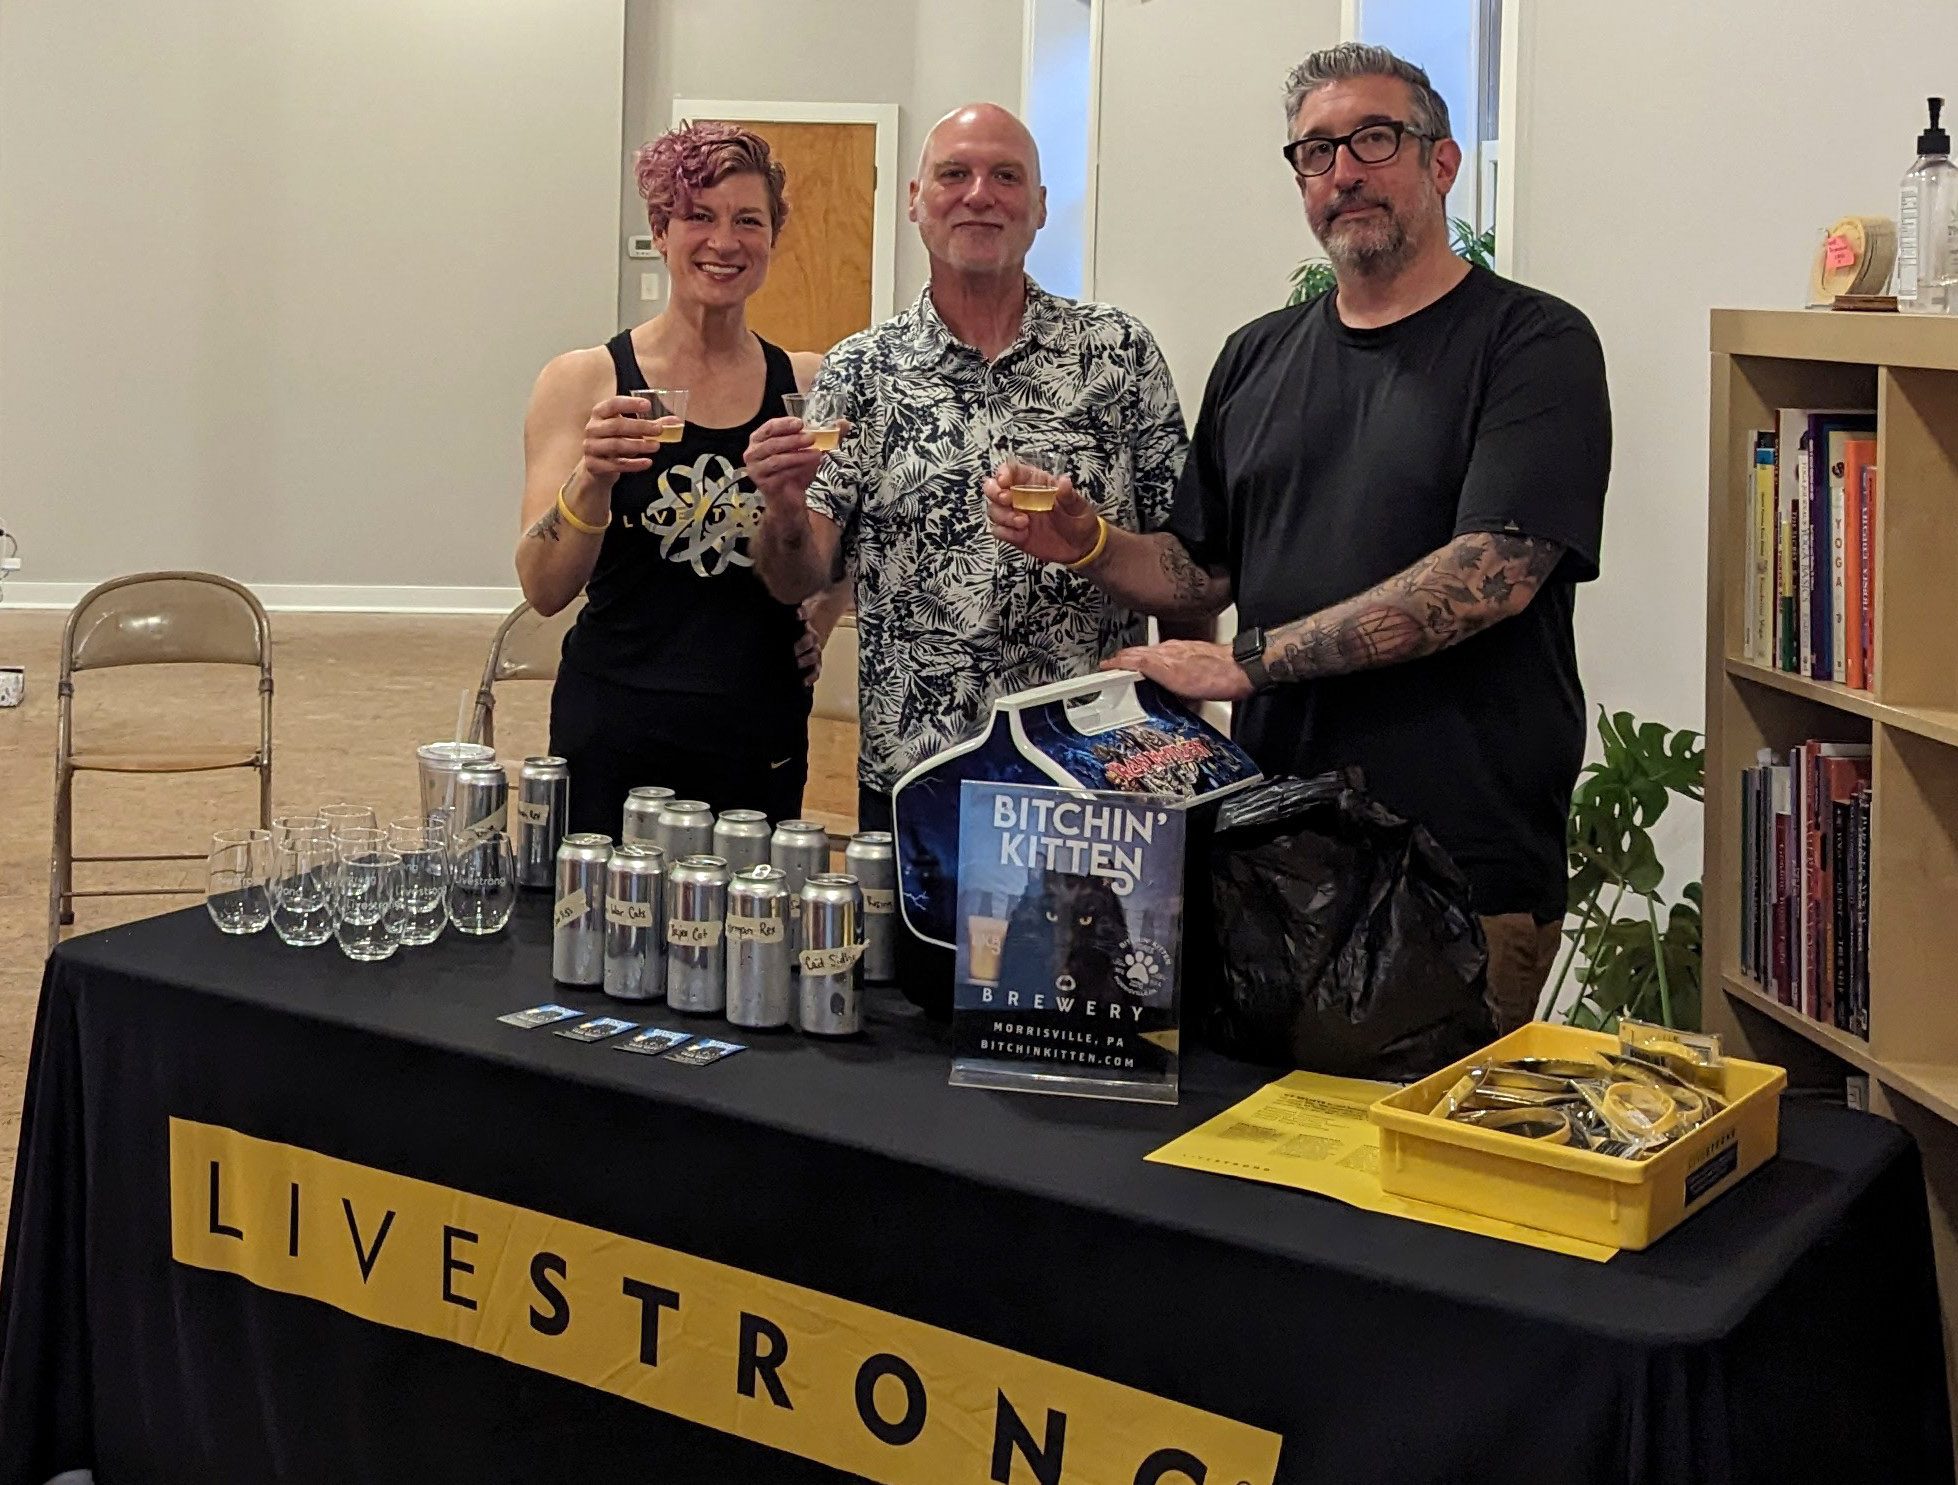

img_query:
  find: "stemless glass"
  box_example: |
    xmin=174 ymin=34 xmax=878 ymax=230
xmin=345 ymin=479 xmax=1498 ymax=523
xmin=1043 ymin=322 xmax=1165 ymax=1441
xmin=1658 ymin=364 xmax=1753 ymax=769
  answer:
xmin=390 ymin=815 xmax=440 ymax=847
xmin=206 ymin=830 xmax=273 ymax=934
xmin=446 ymin=827 xmax=516 ymax=935
xmin=318 ymin=802 xmax=379 ymax=842
xmin=334 ymin=827 xmax=389 ymax=863
xmin=271 ymin=813 xmax=326 ymax=848
xmin=335 ymin=848 xmax=402 ymax=962
xmin=270 ymin=832 xmax=337 ymax=948
xmin=388 ymin=830 xmax=449 ymax=947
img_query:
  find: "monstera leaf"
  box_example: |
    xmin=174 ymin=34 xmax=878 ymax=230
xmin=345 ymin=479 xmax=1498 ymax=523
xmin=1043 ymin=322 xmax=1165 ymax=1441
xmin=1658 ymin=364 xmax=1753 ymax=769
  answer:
xmin=1550 ymin=710 xmax=1706 ymax=1032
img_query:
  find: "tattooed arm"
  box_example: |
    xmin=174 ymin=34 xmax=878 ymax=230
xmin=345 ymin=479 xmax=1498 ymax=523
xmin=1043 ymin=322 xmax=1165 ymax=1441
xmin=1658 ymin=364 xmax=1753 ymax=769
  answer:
xmin=1103 ymin=532 xmax=1565 ymax=702
xmin=984 ymin=476 xmax=1236 ymax=621
xmin=1263 ymin=531 xmax=1564 ymax=681
xmin=516 ymin=347 xmax=641 ymax=616
xmin=1083 ymin=529 xmax=1236 ymax=621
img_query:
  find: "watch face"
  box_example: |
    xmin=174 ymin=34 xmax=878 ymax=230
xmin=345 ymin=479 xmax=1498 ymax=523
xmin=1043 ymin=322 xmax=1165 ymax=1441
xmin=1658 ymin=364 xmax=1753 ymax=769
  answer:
xmin=1233 ymin=627 xmax=1263 ymax=663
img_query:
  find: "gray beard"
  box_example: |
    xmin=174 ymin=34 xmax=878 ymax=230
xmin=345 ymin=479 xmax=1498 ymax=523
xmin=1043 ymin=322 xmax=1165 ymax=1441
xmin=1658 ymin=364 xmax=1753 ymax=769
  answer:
xmin=1323 ymin=215 xmax=1415 ymax=279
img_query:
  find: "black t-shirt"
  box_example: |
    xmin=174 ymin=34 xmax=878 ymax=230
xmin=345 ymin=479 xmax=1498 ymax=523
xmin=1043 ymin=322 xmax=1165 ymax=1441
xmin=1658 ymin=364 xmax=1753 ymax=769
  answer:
xmin=1169 ymin=265 xmax=1611 ymax=919
xmin=559 ymin=331 xmax=811 ymax=757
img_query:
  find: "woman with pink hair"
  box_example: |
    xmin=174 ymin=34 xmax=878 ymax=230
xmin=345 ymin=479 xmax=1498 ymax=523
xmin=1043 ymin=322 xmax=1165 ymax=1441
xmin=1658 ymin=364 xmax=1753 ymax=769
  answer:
xmin=514 ymin=121 xmax=845 ymax=834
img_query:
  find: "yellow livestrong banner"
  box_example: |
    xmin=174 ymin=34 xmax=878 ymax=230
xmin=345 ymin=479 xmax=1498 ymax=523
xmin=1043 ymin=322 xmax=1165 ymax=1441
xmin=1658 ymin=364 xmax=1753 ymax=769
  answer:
xmin=170 ymin=1119 xmax=1284 ymax=1485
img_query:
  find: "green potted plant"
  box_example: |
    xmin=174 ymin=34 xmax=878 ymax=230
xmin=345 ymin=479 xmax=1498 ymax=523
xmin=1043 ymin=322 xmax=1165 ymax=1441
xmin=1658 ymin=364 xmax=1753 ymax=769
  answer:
xmin=1544 ymin=709 xmax=1706 ymax=1031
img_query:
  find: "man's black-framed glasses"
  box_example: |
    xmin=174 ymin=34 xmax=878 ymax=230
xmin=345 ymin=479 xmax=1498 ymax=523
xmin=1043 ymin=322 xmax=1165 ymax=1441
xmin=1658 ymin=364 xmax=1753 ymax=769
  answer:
xmin=1282 ymin=121 xmax=1436 ymax=178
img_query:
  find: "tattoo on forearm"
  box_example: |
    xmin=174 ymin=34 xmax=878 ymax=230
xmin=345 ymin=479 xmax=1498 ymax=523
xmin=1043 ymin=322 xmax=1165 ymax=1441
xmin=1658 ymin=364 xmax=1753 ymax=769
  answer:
xmin=1156 ymin=536 xmax=1215 ymax=604
xmin=1264 ymin=532 xmax=1563 ymax=685
xmin=526 ymin=505 xmax=564 ymax=543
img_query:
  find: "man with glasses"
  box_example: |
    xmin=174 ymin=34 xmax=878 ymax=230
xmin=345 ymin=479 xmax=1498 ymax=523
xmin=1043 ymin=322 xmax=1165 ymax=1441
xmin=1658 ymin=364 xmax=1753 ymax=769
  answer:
xmin=988 ymin=43 xmax=1612 ymax=1035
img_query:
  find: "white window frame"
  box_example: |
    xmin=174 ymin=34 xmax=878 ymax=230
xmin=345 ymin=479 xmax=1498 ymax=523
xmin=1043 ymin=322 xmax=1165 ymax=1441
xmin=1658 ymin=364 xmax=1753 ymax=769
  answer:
xmin=670 ymin=98 xmax=901 ymax=323
xmin=1020 ymin=0 xmax=1105 ymax=298
xmin=1340 ymin=0 xmax=1523 ymax=276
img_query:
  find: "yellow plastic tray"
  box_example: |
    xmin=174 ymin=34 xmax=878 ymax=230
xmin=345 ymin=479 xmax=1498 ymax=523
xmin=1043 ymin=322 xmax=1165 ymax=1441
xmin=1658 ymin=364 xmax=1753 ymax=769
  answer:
xmin=1369 ymin=1022 xmax=1787 ymax=1251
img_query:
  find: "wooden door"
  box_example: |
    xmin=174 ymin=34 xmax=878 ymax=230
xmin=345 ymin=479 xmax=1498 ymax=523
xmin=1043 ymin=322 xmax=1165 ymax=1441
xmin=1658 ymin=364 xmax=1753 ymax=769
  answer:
xmin=708 ymin=118 xmax=876 ymax=356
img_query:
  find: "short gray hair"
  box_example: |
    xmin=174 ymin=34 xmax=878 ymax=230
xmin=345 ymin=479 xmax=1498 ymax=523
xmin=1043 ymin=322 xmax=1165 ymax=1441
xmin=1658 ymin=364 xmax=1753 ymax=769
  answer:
xmin=1282 ymin=43 xmax=1451 ymax=142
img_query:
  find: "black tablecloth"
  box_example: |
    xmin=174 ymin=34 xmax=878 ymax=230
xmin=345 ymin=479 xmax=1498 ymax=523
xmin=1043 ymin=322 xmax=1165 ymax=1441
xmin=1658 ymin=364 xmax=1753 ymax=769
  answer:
xmin=0 ymin=901 xmax=1948 ymax=1485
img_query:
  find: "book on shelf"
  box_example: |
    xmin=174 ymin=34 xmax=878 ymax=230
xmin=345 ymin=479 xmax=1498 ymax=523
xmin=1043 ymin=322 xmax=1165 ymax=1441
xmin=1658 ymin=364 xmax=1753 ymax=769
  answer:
xmin=1738 ymin=740 xmax=1871 ymax=1040
xmin=1745 ymin=432 xmax=1775 ymax=663
xmin=1841 ymin=436 xmax=1876 ymax=690
xmin=1750 ymin=408 xmax=1877 ymax=691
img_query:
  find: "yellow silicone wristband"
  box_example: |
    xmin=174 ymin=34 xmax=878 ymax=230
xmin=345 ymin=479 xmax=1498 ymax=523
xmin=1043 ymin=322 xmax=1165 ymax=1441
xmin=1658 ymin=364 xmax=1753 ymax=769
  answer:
xmin=1064 ymin=515 xmax=1109 ymax=571
xmin=555 ymin=475 xmax=611 ymax=536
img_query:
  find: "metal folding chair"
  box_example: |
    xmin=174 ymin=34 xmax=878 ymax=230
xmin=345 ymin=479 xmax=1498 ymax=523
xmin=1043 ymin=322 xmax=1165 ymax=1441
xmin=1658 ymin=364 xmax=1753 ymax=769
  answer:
xmin=49 ymin=571 xmax=273 ymax=949
xmin=807 ymin=614 xmax=860 ymax=856
xmin=468 ymin=596 xmax=584 ymax=751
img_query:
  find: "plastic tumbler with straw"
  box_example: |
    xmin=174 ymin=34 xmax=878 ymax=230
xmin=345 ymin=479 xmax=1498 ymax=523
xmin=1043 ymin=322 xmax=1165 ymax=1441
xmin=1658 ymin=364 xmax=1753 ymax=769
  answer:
xmin=417 ymin=688 xmax=493 ymax=827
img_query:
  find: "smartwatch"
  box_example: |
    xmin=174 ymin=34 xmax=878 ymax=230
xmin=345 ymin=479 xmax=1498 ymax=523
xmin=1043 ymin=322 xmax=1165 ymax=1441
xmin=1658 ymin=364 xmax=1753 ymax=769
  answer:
xmin=1232 ymin=625 xmax=1272 ymax=692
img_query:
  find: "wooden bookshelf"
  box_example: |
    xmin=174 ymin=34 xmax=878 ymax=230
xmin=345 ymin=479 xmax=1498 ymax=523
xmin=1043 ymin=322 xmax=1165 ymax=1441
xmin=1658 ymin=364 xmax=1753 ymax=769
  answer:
xmin=1706 ymin=307 xmax=1958 ymax=1458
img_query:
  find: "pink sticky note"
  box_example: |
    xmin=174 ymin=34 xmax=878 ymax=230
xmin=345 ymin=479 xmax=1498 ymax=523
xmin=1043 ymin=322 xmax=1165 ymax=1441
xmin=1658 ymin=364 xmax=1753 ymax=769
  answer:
xmin=1824 ymin=234 xmax=1856 ymax=271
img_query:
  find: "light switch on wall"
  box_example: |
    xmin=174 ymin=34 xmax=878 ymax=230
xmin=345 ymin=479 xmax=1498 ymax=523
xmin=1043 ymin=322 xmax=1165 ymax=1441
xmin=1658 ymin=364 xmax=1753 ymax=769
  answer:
xmin=639 ymin=272 xmax=662 ymax=303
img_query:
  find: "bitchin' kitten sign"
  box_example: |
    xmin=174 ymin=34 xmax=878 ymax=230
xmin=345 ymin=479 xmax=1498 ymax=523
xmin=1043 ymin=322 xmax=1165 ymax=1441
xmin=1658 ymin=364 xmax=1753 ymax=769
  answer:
xmin=952 ymin=781 xmax=1185 ymax=1105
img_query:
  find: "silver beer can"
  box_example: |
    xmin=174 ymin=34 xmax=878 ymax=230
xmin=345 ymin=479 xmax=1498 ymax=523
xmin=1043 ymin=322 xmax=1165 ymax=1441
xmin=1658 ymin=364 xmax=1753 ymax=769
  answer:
xmin=516 ymin=756 xmax=570 ymax=890
xmin=799 ymin=873 xmax=866 ymax=1036
xmin=603 ymin=844 xmax=666 ymax=1002
xmin=712 ymin=809 xmax=772 ymax=875
xmin=844 ymin=831 xmax=898 ymax=982
xmin=552 ymin=832 xmax=612 ymax=986
xmin=622 ymin=786 xmax=675 ymax=847
xmin=448 ymin=762 xmax=509 ymax=854
xmin=666 ymin=853 xmax=730 ymax=1013
xmin=726 ymin=865 xmax=793 ymax=1028
xmin=769 ymin=819 xmax=831 ymax=959
xmin=655 ymin=799 xmax=715 ymax=865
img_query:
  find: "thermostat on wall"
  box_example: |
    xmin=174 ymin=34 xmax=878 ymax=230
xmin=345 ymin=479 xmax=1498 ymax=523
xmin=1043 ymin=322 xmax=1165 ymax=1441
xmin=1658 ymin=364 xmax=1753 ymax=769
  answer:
xmin=626 ymin=234 xmax=657 ymax=259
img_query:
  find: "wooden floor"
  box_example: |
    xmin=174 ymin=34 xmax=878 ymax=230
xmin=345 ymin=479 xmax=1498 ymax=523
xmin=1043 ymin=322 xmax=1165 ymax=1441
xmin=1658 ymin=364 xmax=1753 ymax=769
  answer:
xmin=0 ymin=608 xmax=859 ymax=1229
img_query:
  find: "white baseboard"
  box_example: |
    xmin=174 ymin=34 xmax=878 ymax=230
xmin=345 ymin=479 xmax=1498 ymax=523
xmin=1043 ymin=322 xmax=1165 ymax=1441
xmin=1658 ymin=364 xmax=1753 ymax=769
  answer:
xmin=0 ymin=583 xmax=523 ymax=615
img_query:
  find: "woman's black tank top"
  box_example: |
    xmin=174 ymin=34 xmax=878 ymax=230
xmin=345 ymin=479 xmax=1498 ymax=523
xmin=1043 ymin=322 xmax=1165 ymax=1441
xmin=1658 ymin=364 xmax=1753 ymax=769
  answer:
xmin=560 ymin=330 xmax=810 ymax=755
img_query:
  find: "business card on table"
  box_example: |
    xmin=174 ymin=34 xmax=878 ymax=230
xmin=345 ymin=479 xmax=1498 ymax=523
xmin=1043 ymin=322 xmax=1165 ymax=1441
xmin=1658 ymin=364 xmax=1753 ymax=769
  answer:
xmin=553 ymin=1016 xmax=638 ymax=1043
xmin=664 ymin=1037 xmax=746 ymax=1066
xmin=617 ymin=1027 xmax=693 ymax=1057
xmin=497 ymin=1004 xmax=583 ymax=1029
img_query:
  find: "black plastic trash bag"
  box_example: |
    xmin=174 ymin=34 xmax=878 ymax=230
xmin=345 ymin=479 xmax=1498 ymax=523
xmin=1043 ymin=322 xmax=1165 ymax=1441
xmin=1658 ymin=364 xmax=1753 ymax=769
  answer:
xmin=1192 ymin=769 xmax=1494 ymax=1081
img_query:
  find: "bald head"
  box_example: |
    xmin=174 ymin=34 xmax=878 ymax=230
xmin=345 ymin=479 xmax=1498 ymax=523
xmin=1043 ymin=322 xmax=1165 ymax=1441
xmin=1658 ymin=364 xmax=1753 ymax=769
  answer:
xmin=916 ymin=102 xmax=1041 ymax=187
xmin=909 ymin=101 xmax=1047 ymax=282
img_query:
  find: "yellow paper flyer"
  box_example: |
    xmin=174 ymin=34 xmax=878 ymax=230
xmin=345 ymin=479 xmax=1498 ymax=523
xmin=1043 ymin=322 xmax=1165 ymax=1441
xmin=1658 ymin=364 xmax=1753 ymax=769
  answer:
xmin=1147 ymin=1071 xmax=1616 ymax=1263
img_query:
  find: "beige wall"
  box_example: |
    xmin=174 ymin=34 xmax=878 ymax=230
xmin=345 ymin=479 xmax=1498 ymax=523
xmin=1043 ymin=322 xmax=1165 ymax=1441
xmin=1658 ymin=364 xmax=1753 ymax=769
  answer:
xmin=616 ymin=0 xmax=1025 ymax=336
xmin=1506 ymin=0 xmax=1953 ymax=890
xmin=1091 ymin=0 xmax=1342 ymax=415
xmin=1091 ymin=0 xmax=1342 ymax=670
xmin=0 ymin=0 xmax=624 ymax=596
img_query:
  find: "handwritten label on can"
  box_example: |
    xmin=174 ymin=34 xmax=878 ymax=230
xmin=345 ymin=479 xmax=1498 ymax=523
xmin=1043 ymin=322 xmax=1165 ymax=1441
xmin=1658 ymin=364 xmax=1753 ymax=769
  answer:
xmin=453 ymin=807 xmax=508 ymax=851
xmin=862 ymin=889 xmax=896 ymax=915
xmin=605 ymin=896 xmax=654 ymax=929
xmin=668 ymin=918 xmax=724 ymax=948
xmin=800 ymin=943 xmax=867 ymax=977
xmin=516 ymin=800 xmax=550 ymax=826
xmin=552 ymin=889 xmax=588 ymax=930
xmin=727 ymin=915 xmax=785 ymax=944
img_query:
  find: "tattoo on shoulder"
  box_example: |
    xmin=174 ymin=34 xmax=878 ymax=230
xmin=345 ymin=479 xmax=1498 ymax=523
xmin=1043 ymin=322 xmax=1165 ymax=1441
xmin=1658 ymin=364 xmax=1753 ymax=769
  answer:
xmin=526 ymin=505 xmax=563 ymax=543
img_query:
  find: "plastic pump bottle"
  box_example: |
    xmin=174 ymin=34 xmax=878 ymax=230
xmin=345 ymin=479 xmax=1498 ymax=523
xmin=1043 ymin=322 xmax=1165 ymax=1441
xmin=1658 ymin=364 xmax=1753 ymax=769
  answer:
xmin=1897 ymin=96 xmax=1958 ymax=313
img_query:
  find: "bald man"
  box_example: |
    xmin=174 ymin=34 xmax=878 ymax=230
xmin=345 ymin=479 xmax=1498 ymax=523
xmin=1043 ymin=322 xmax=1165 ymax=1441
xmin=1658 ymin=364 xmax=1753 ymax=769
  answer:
xmin=747 ymin=103 xmax=1189 ymax=1013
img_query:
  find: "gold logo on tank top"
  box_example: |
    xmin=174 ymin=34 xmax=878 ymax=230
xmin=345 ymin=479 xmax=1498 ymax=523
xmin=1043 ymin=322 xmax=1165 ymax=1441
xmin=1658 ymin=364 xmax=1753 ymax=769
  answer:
xmin=618 ymin=452 xmax=762 ymax=577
